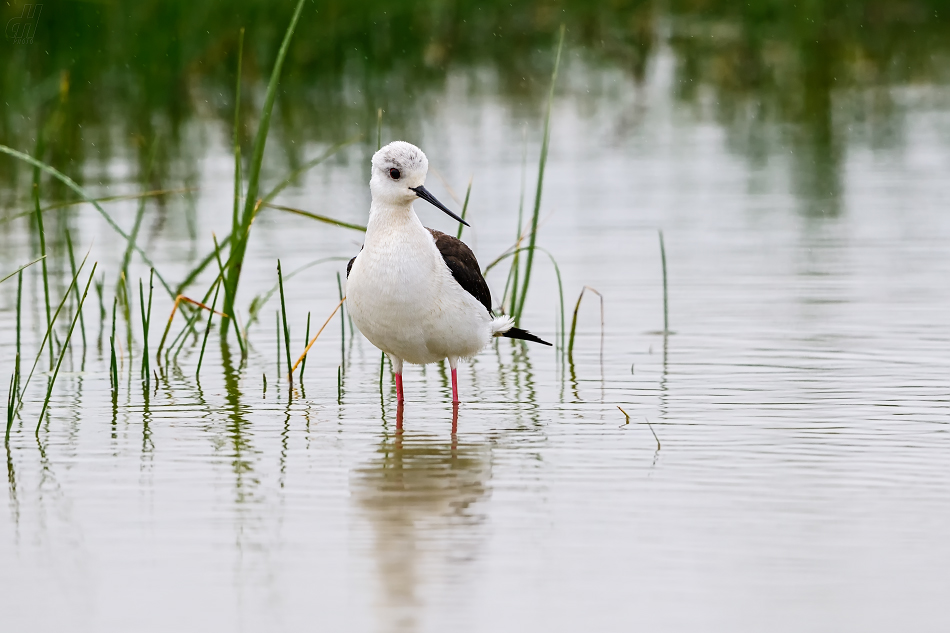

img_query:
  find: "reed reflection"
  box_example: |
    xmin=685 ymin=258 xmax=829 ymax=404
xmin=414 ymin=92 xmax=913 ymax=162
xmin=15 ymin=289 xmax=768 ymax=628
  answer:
xmin=351 ymin=404 xmax=490 ymax=633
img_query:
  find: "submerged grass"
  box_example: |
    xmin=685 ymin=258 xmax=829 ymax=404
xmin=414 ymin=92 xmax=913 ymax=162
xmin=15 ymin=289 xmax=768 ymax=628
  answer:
xmin=37 ymin=262 xmax=97 ymax=432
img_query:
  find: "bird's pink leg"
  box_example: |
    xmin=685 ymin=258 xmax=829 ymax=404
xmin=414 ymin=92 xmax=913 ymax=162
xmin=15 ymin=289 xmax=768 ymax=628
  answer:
xmin=449 ymin=357 xmax=460 ymax=404
xmin=390 ymin=356 xmax=405 ymax=403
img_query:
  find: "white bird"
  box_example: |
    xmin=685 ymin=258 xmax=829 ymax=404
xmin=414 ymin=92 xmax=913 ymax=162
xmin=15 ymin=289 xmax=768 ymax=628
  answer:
xmin=345 ymin=141 xmax=551 ymax=404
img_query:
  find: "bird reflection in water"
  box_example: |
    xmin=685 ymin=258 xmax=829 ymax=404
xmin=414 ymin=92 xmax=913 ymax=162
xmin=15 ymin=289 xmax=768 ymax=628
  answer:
xmin=351 ymin=404 xmax=491 ymax=632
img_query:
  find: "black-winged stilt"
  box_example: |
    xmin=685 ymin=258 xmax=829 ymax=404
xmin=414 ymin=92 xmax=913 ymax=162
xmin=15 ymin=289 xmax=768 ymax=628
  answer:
xmin=346 ymin=141 xmax=551 ymax=404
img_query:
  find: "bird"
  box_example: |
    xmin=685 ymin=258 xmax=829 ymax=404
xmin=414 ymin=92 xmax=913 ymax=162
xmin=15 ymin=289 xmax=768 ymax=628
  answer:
xmin=345 ymin=141 xmax=551 ymax=404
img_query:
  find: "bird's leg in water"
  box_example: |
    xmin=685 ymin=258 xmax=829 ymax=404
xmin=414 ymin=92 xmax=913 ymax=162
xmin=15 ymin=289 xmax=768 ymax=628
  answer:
xmin=390 ymin=355 xmax=404 ymax=403
xmin=449 ymin=357 xmax=459 ymax=404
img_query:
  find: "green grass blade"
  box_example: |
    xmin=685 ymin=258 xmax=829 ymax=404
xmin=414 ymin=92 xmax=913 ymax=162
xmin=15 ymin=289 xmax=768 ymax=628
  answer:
xmin=17 ymin=250 xmax=89 ymax=409
xmin=0 ymin=145 xmax=174 ymax=298
xmin=1 ymin=188 xmax=196 ymax=229
xmin=224 ymin=0 xmax=307 ymax=327
xmin=567 ymin=286 xmax=603 ymax=363
xmin=119 ymin=138 xmax=159 ymax=292
xmin=484 ymin=245 xmax=564 ymax=352
xmin=277 ymin=261 xmax=292 ymax=384
xmin=275 ymin=312 xmax=282 ymax=393
xmin=262 ymin=202 xmax=367 ymax=232
xmin=174 ymin=232 xmax=232 ymax=296
xmin=0 ymin=256 xmax=45 ymax=285
xmin=36 ymin=262 xmax=97 ymax=432
xmin=110 ymin=297 xmax=118 ymax=395
xmin=247 ymin=256 xmax=348 ymax=329
xmin=64 ymin=228 xmax=86 ymax=349
xmin=659 ymin=229 xmax=669 ymax=333
xmin=299 ymin=311 xmax=311 ymax=385
xmin=16 ymin=270 xmax=23 ymax=377
xmin=456 ymin=177 xmax=473 ymax=241
xmin=515 ymin=24 xmax=564 ymax=322
xmin=196 ymin=283 xmax=220 ymax=379
xmin=213 ymin=233 xmax=245 ymax=356
xmin=508 ymin=128 xmax=529 ymax=315
xmin=229 ymin=27 xmax=245 ymax=322
xmin=6 ymin=354 xmax=20 ymax=441
xmin=32 ymin=157 xmax=52 ymax=369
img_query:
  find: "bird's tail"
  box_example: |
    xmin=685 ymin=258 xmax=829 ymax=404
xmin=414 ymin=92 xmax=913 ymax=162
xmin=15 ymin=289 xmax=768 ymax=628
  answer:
xmin=491 ymin=316 xmax=552 ymax=346
xmin=491 ymin=315 xmax=515 ymax=336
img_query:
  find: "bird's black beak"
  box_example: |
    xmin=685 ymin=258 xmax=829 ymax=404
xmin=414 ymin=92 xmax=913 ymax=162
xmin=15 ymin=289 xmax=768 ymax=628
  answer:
xmin=410 ymin=185 xmax=469 ymax=227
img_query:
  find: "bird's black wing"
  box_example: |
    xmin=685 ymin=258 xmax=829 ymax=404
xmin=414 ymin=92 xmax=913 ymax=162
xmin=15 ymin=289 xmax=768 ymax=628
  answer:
xmin=427 ymin=228 xmax=492 ymax=313
xmin=346 ymin=245 xmax=362 ymax=278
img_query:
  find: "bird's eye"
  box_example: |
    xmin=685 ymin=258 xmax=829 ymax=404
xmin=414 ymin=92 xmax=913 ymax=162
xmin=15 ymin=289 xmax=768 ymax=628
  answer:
xmin=389 ymin=168 xmax=400 ymax=180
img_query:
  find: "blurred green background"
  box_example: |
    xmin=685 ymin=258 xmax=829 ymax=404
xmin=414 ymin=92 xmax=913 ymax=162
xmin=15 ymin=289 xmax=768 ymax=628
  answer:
xmin=2 ymin=0 xmax=949 ymax=206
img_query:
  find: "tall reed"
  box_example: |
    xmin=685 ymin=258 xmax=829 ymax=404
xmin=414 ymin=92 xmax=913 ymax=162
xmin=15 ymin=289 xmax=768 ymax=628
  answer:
xmin=514 ymin=24 xmax=565 ymax=323
xmin=222 ymin=0 xmax=307 ymax=343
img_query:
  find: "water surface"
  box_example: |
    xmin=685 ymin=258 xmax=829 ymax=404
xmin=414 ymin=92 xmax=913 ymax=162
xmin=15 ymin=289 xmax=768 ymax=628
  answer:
xmin=2 ymin=3 xmax=950 ymax=631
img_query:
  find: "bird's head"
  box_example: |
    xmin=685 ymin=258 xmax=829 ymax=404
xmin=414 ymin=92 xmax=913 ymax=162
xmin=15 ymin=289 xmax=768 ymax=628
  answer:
xmin=370 ymin=141 xmax=468 ymax=226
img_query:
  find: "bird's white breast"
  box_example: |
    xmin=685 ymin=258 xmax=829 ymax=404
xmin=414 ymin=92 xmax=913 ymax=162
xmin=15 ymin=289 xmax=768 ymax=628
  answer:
xmin=346 ymin=204 xmax=491 ymax=365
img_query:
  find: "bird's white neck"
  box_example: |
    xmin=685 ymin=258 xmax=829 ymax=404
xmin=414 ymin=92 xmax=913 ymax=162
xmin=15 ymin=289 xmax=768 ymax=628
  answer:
xmin=365 ymin=200 xmax=426 ymax=244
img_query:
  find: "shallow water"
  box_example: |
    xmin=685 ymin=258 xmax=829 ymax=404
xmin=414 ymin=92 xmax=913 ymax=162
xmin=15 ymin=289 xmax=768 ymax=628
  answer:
xmin=3 ymin=15 xmax=950 ymax=633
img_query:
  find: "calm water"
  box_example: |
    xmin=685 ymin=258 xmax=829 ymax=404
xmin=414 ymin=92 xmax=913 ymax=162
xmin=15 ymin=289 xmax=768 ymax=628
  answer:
xmin=3 ymin=6 xmax=950 ymax=632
